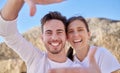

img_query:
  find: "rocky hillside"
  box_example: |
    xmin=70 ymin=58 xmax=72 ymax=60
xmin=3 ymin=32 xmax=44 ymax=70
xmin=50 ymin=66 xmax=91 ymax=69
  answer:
xmin=0 ymin=18 xmax=120 ymax=73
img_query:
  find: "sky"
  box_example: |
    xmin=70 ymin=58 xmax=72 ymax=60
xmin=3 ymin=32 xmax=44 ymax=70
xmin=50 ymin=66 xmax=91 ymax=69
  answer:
xmin=0 ymin=0 xmax=120 ymax=42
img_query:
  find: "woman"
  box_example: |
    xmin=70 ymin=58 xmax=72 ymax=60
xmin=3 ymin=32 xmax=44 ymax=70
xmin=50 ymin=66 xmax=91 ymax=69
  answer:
xmin=66 ymin=16 xmax=120 ymax=73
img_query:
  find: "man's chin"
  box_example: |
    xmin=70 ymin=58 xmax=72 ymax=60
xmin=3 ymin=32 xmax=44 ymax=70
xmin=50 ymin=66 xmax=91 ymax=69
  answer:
xmin=51 ymin=48 xmax=62 ymax=54
xmin=51 ymin=51 xmax=60 ymax=54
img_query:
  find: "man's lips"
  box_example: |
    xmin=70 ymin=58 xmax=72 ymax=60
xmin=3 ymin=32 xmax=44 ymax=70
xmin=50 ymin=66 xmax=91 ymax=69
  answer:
xmin=51 ymin=42 xmax=59 ymax=47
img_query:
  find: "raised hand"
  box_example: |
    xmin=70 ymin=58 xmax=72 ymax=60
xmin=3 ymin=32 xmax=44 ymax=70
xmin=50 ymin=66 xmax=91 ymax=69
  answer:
xmin=48 ymin=46 xmax=101 ymax=73
xmin=24 ymin=0 xmax=64 ymax=16
xmin=87 ymin=46 xmax=101 ymax=73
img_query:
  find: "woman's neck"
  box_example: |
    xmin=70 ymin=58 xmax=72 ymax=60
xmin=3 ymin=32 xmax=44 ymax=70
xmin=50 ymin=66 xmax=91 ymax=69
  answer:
xmin=76 ymin=45 xmax=90 ymax=62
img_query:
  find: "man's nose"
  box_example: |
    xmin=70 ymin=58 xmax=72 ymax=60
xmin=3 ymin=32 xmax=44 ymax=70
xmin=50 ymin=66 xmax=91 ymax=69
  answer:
xmin=51 ymin=33 xmax=59 ymax=40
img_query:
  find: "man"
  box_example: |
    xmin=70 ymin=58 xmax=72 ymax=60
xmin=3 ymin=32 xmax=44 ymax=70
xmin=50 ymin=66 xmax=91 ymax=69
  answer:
xmin=0 ymin=0 xmax=101 ymax=73
xmin=0 ymin=0 xmax=72 ymax=73
xmin=0 ymin=0 xmax=74 ymax=73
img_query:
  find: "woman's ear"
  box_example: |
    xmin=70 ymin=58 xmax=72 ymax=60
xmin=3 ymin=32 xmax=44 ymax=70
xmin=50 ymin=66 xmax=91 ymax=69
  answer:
xmin=88 ymin=31 xmax=91 ymax=40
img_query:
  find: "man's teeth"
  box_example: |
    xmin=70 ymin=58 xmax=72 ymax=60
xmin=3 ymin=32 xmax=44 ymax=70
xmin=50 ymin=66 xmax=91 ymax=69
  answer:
xmin=51 ymin=43 xmax=59 ymax=46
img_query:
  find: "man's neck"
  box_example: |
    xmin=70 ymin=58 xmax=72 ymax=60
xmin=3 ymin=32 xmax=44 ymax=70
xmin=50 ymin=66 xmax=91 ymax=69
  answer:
xmin=48 ymin=51 xmax=67 ymax=63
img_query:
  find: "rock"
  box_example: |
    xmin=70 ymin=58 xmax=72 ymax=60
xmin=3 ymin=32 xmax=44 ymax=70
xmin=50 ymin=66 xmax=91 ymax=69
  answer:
xmin=0 ymin=59 xmax=26 ymax=73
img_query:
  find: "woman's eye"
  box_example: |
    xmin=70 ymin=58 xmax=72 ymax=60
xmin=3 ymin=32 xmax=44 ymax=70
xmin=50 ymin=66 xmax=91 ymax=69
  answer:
xmin=68 ymin=30 xmax=74 ymax=33
xmin=78 ymin=29 xmax=83 ymax=31
xmin=78 ymin=29 xmax=82 ymax=31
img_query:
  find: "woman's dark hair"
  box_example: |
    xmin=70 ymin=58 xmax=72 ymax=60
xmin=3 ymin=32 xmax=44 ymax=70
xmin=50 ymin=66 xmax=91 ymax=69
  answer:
xmin=67 ymin=47 xmax=74 ymax=61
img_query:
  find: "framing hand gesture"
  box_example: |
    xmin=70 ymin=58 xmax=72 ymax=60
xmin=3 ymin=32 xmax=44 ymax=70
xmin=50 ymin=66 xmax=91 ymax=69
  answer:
xmin=24 ymin=0 xmax=64 ymax=16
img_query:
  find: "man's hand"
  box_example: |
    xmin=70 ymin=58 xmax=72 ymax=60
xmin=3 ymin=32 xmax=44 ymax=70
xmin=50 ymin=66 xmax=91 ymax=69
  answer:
xmin=24 ymin=0 xmax=64 ymax=16
xmin=48 ymin=68 xmax=82 ymax=73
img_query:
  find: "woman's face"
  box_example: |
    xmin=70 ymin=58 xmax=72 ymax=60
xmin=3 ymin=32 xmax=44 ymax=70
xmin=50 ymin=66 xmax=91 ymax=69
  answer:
xmin=67 ymin=20 xmax=90 ymax=51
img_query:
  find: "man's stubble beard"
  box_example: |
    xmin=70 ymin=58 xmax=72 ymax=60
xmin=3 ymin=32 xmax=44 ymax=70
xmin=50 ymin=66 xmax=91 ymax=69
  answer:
xmin=46 ymin=43 xmax=66 ymax=54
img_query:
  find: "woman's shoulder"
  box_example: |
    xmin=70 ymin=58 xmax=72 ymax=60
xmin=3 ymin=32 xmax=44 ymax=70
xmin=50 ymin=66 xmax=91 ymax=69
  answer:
xmin=90 ymin=45 xmax=109 ymax=54
xmin=90 ymin=45 xmax=113 ymax=60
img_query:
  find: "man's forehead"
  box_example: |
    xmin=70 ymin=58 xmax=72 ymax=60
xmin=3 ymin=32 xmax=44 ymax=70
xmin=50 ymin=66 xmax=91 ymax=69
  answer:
xmin=44 ymin=28 xmax=65 ymax=32
xmin=43 ymin=21 xmax=65 ymax=28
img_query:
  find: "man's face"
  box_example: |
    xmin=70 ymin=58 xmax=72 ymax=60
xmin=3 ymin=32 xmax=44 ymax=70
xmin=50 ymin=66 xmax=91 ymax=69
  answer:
xmin=42 ymin=19 xmax=66 ymax=54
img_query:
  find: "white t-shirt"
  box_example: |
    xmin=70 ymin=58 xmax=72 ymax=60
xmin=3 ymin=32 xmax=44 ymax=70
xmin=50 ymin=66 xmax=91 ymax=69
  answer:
xmin=74 ymin=46 xmax=120 ymax=73
xmin=0 ymin=16 xmax=74 ymax=73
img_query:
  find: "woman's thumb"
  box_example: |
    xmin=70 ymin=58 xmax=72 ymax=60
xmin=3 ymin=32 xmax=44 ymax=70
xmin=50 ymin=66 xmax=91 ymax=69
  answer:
xmin=88 ymin=46 xmax=97 ymax=64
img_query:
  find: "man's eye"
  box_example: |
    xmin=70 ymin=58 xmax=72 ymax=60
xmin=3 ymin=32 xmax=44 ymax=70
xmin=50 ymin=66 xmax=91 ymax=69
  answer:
xmin=58 ymin=31 xmax=63 ymax=33
xmin=57 ymin=31 xmax=64 ymax=35
xmin=46 ymin=32 xmax=52 ymax=35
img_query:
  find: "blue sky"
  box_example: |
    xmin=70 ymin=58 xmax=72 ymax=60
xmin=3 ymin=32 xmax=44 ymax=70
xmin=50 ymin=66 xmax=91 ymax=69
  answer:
xmin=0 ymin=0 xmax=120 ymax=42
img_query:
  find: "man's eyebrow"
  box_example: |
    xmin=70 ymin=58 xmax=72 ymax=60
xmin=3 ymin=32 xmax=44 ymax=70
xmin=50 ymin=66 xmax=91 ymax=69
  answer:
xmin=44 ymin=29 xmax=64 ymax=33
xmin=45 ymin=30 xmax=52 ymax=32
xmin=57 ymin=29 xmax=64 ymax=31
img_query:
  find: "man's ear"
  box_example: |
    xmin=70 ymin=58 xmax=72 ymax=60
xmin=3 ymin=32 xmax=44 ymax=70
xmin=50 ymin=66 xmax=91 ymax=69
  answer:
xmin=41 ymin=35 xmax=43 ymax=41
